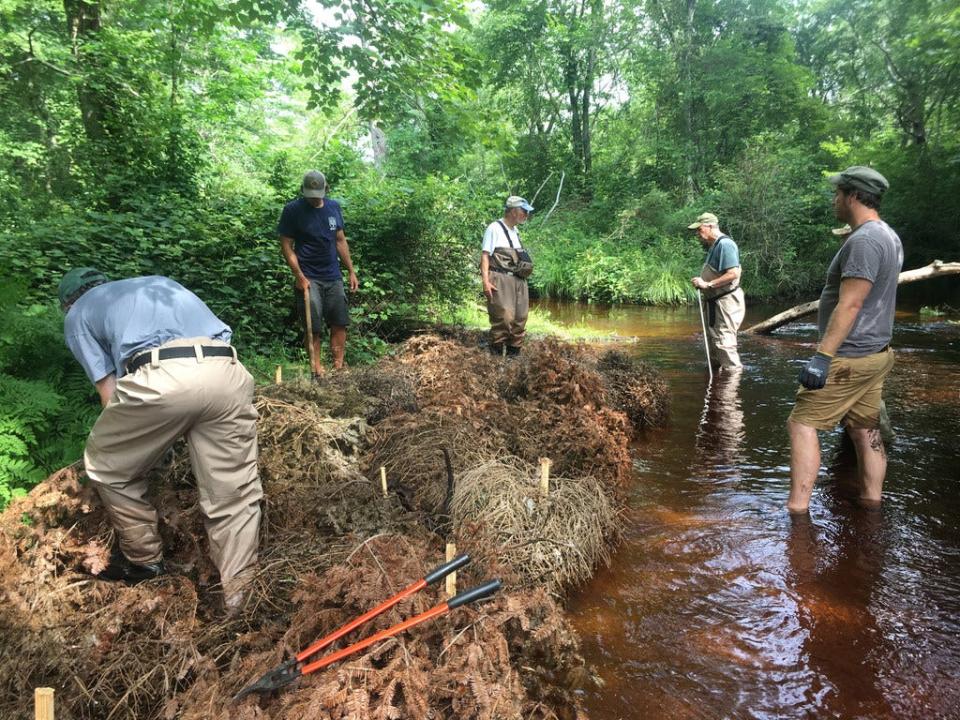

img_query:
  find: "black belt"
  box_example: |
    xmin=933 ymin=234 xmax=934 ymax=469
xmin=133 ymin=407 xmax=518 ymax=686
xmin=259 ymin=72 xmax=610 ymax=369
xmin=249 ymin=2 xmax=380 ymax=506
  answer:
xmin=490 ymin=267 xmax=520 ymax=277
xmin=126 ymin=346 xmax=235 ymax=373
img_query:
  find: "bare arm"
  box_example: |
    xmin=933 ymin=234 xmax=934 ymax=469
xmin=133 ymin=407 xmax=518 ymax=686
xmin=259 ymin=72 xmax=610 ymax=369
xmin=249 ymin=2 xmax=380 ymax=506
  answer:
xmin=480 ymin=252 xmax=496 ymax=300
xmin=335 ymin=229 xmax=358 ymax=291
xmin=818 ymin=277 xmax=873 ymax=355
xmin=280 ymin=235 xmax=310 ymax=291
xmin=95 ymin=374 xmax=117 ymax=408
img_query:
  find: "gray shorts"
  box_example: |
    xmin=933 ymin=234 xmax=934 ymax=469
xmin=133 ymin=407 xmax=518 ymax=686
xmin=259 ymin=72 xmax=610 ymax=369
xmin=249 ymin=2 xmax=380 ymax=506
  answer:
xmin=295 ymin=279 xmax=350 ymax=331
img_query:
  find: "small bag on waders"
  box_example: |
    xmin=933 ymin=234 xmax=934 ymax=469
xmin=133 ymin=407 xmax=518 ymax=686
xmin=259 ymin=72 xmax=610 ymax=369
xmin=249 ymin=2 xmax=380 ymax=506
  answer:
xmin=490 ymin=220 xmax=533 ymax=278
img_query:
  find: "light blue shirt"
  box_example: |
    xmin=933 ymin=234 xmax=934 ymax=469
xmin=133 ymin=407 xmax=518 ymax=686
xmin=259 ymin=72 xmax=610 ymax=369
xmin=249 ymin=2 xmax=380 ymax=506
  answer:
xmin=64 ymin=276 xmax=231 ymax=382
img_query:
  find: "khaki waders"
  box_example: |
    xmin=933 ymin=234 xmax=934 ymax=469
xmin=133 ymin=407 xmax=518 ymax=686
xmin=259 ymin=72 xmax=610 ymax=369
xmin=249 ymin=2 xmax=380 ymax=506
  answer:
xmin=699 ymin=263 xmax=745 ymax=368
xmin=486 ymin=270 xmax=529 ymax=349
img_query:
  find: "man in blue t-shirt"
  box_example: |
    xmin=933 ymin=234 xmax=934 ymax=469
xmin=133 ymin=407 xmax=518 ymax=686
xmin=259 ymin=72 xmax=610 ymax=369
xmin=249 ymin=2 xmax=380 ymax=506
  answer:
xmin=278 ymin=170 xmax=359 ymax=377
xmin=688 ymin=212 xmax=746 ymax=368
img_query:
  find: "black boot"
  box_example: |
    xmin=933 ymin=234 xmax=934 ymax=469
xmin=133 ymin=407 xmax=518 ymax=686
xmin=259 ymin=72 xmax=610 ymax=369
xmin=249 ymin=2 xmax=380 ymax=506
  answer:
xmin=97 ymin=551 xmax=166 ymax=585
xmin=506 ymin=345 xmax=521 ymax=357
xmin=490 ymin=343 xmax=505 ymax=356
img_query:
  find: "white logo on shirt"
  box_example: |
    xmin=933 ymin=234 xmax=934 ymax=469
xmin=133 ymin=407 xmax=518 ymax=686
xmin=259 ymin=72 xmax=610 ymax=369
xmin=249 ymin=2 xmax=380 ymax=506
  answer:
xmin=328 ymin=217 xmax=337 ymax=232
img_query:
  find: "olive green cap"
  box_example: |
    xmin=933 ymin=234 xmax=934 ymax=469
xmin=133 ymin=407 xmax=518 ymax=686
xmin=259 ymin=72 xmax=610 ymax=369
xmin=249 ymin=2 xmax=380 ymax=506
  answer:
xmin=58 ymin=267 xmax=107 ymax=307
xmin=828 ymin=165 xmax=889 ymax=195
xmin=301 ymin=170 xmax=326 ymax=199
xmin=687 ymin=212 xmax=719 ymax=230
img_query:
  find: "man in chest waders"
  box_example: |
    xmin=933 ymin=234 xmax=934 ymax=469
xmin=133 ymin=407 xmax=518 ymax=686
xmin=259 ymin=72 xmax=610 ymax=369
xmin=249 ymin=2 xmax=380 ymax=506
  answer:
xmin=689 ymin=212 xmax=745 ymax=369
xmin=481 ymin=196 xmax=534 ymax=356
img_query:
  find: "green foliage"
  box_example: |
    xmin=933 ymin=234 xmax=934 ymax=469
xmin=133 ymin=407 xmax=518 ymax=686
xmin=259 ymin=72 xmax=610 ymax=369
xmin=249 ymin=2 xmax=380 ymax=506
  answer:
xmin=525 ymin=209 xmax=699 ymax=305
xmin=0 ymin=282 xmax=100 ymax=508
xmin=1 ymin=0 xmax=959 ymax=501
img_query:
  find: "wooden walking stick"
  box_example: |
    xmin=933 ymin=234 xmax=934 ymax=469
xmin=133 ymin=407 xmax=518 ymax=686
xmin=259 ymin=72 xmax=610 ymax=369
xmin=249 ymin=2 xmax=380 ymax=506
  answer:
xmin=697 ymin=289 xmax=713 ymax=383
xmin=303 ymin=282 xmax=319 ymax=375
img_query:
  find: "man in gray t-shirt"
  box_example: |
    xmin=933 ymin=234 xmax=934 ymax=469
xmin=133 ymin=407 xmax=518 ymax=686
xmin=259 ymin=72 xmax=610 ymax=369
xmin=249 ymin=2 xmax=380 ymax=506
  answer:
xmin=816 ymin=220 xmax=902 ymax=357
xmin=787 ymin=166 xmax=903 ymax=515
xmin=60 ymin=270 xmax=262 ymax=614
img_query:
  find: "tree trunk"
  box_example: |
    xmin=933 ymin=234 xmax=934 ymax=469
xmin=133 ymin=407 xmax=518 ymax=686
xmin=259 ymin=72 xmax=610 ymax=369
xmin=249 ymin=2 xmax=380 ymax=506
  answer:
xmin=64 ymin=0 xmax=106 ymax=142
xmin=742 ymin=261 xmax=960 ymax=335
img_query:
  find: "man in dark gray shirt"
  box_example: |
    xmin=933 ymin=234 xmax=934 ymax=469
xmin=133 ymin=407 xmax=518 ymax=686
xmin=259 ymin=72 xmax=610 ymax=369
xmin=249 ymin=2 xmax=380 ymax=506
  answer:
xmin=60 ymin=270 xmax=262 ymax=613
xmin=787 ymin=166 xmax=903 ymax=514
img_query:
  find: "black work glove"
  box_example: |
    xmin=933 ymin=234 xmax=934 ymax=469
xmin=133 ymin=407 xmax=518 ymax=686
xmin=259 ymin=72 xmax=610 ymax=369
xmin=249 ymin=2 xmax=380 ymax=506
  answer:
xmin=798 ymin=351 xmax=833 ymax=390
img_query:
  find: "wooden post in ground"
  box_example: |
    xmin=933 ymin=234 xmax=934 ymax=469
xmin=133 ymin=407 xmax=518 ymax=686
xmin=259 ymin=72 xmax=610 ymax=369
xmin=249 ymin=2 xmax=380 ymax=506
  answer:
xmin=274 ymin=365 xmax=283 ymax=384
xmin=539 ymin=457 xmax=552 ymax=497
xmin=35 ymin=688 xmax=54 ymax=720
xmin=445 ymin=543 xmax=457 ymax=598
xmin=379 ymin=466 xmax=388 ymax=498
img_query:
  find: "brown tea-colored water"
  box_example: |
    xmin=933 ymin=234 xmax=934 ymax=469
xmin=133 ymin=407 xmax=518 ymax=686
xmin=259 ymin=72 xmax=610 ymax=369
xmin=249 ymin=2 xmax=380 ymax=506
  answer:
xmin=537 ymin=301 xmax=960 ymax=720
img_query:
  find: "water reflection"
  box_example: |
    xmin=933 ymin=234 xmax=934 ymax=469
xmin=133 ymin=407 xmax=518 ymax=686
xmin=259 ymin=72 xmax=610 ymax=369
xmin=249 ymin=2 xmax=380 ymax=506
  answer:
xmin=787 ymin=509 xmax=891 ymax=717
xmin=559 ymin=301 xmax=960 ymax=719
xmin=695 ymin=368 xmax=745 ymax=471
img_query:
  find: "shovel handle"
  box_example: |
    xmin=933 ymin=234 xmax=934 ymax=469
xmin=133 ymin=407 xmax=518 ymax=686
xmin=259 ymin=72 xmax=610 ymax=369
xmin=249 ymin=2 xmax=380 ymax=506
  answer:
xmin=447 ymin=579 xmax=502 ymax=610
xmin=425 ymin=553 xmax=470 ymax=585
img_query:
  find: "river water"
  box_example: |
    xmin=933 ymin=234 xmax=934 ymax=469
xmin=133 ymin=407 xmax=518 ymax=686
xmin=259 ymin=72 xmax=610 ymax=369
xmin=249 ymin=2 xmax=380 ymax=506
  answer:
xmin=536 ymin=300 xmax=960 ymax=720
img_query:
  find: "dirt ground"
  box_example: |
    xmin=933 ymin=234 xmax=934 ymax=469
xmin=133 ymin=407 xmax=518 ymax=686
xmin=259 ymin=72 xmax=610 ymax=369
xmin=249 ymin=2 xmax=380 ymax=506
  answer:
xmin=0 ymin=334 xmax=669 ymax=719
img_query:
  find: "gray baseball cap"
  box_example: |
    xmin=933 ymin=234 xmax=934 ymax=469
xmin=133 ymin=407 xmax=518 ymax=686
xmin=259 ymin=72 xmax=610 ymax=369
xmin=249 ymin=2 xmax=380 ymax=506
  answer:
xmin=302 ymin=170 xmax=326 ymax=199
xmin=828 ymin=166 xmax=889 ymax=195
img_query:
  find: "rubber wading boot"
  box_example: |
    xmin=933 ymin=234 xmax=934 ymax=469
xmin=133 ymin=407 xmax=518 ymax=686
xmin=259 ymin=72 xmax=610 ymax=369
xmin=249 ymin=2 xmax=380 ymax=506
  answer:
xmin=490 ymin=343 xmax=504 ymax=356
xmin=506 ymin=345 xmax=521 ymax=357
xmin=97 ymin=554 xmax=166 ymax=585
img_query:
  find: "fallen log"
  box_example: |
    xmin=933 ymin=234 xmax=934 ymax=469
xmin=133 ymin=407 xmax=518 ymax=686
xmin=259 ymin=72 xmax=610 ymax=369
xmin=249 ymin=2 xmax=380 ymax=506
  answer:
xmin=743 ymin=260 xmax=960 ymax=335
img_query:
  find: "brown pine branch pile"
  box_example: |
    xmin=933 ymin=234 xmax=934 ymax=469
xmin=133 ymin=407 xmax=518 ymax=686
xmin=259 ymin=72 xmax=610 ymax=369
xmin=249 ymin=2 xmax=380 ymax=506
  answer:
xmin=0 ymin=333 xmax=670 ymax=719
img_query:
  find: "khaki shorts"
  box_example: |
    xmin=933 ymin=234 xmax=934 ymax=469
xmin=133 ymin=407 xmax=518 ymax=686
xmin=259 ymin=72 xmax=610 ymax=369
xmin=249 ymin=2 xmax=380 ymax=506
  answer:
xmin=789 ymin=347 xmax=894 ymax=430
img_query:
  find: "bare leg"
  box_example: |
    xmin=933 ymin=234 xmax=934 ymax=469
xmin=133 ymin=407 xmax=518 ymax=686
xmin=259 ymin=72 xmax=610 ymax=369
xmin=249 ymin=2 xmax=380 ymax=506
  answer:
xmin=330 ymin=326 xmax=347 ymax=369
xmin=308 ymin=333 xmax=324 ymax=375
xmin=788 ymin=420 xmax=820 ymax=513
xmin=846 ymin=426 xmax=887 ymax=509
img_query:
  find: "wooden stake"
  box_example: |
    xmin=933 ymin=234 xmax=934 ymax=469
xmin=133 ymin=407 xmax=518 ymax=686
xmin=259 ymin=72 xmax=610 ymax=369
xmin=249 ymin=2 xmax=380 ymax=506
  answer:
xmin=539 ymin=457 xmax=552 ymax=497
xmin=274 ymin=364 xmax=283 ymax=384
xmin=35 ymin=688 xmax=54 ymax=720
xmin=304 ymin=283 xmax=318 ymax=372
xmin=445 ymin=543 xmax=457 ymax=598
xmin=379 ymin=466 xmax=388 ymax=498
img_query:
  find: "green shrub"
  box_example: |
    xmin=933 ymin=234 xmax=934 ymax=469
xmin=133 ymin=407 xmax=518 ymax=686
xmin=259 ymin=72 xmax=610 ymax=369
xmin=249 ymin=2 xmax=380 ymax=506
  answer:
xmin=0 ymin=282 xmax=100 ymax=508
